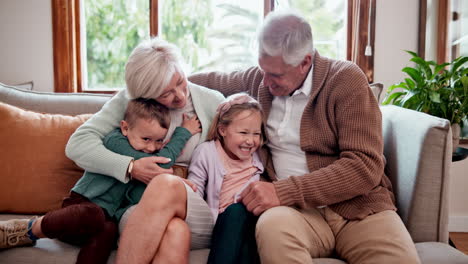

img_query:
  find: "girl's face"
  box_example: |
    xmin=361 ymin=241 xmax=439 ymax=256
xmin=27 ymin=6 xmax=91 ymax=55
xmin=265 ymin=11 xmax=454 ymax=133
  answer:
xmin=218 ymin=110 xmax=262 ymax=161
xmin=156 ymin=71 xmax=188 ymax=109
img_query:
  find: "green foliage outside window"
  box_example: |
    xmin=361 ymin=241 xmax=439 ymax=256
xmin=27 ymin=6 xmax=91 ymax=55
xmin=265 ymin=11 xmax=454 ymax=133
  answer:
xmin=84 ymin=0 xmax=149 ymax=90
xmin=160 ymin=0 xmax=214 ymax=72
xmin=84 ymin=0 xmax=345 ymax=90
xmin=277 ymin=0 xmax=346 ymax=59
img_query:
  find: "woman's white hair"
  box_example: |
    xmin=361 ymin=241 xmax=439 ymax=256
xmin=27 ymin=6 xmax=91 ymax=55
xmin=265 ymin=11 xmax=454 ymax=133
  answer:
xmin=125 ymin=37 xmax=185 ymax=99
xmin=258 ymin=10 xmax=314 ymax=66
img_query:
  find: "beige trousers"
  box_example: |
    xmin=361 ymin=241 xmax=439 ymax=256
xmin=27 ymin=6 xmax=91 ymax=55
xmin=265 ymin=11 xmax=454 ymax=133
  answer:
xmin=256 ymin=206 xmax=420 ymax=264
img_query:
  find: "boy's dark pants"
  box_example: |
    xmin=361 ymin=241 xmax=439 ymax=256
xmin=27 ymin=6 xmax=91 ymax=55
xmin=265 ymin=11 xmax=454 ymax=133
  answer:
xmin=208 ymin=203 xmax=259 ymax=264
xmin=41 ymin=192 xmax=118 ymax=264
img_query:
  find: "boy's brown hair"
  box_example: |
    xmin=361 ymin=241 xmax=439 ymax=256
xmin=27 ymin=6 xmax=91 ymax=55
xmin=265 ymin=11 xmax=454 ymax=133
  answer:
xmin=124 ymin=98 xmax=170 ymax=129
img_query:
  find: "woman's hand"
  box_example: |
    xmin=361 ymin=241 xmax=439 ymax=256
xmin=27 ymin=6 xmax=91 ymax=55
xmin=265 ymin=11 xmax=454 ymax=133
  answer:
xmin=181 ymin=113 xmax=202 ymax=135
xmin=131 ymin=157 xmax=174 ymax=184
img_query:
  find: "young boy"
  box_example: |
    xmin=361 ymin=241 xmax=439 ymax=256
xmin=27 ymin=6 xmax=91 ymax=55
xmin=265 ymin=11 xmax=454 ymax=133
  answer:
xmin=0 ymin=98 xmax=201 ymax=264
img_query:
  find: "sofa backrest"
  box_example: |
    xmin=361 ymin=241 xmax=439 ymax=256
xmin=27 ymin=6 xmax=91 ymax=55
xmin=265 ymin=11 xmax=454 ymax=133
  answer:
xmin=0 ymin=83 xmax=112 ymax=115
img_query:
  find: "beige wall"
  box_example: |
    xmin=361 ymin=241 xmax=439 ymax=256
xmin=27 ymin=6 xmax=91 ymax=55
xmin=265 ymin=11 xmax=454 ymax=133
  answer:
xmin=374 ymin=0 xmax=419 ymax=92
xmin=449 ymin=143 xmax=468 ymax=232
xmin=0 ymin=0 xmax=54 ymax=92
xmin=0 ymin=0 xmax=467 ymax=231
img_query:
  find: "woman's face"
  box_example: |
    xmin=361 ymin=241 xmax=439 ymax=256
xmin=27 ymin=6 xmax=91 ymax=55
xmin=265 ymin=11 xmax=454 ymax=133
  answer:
xmin=156 ymin=71 xmax=188 ymax=109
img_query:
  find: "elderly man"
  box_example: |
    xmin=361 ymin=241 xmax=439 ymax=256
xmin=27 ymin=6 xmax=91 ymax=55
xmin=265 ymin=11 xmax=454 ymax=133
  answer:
xmin=189 ymin=10 xmax=420 ymax=264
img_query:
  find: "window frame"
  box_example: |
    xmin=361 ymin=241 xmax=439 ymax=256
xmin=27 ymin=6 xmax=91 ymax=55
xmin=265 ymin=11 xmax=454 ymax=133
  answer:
xmin=52 ymin=0 xmax=375 ymax=93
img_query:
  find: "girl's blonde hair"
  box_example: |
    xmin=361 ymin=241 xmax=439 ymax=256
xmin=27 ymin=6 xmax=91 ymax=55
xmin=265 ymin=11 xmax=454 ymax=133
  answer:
xmin=206 ymin=93 xmax=265 ymax=145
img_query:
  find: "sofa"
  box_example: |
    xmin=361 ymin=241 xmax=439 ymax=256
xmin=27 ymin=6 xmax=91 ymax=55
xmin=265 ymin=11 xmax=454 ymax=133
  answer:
xmin=0 ymin=82 xmax=467 ymax=263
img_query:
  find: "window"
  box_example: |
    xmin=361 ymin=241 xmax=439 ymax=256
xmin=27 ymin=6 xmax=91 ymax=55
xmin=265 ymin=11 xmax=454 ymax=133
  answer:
xmin=82 ymin=0 xmax=150 ymax=91
xmin=158 ymin=0 xmax=264 ymax=73
xmin=275 ymin=0 xmax=347 ymax=60
xmin=52 ymin=0 xmax=375 ymax=93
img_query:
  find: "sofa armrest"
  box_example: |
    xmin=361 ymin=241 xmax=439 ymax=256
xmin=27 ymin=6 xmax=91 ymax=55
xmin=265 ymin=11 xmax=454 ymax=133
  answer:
xmin=380 ymin=105 xmax=452 ymax=243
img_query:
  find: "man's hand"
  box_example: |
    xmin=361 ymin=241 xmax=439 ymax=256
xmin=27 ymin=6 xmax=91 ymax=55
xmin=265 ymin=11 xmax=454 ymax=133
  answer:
xmin=240 ymin=181 xmax=280 ymax=216
xmin=131 ymin=157 xmax=173 ymax=184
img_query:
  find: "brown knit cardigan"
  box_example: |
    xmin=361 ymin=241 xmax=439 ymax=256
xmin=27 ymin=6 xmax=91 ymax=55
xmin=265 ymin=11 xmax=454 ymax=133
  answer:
xmin=189 ymin=51 xmax=396 ymax=220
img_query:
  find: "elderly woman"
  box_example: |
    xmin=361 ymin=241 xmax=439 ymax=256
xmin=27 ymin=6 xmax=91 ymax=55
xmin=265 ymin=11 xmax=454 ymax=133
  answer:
xmin=66 ymin=38 xmax=224 ymax=263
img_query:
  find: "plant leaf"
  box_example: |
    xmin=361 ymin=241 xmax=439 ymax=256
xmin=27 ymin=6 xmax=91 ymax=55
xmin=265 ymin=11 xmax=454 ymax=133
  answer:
xmin=402 ymin=67 xmax=423 ymax=84
xmin=429 ymin=92 xmax=441 ymax=103
xmin=452 ymin=56 xmax=468 ymax=73
xmin=411 ymin=56 xmax=432 ymax=78
xmin=405 ymin=50 xmax=419 ymax=57
xmin=404 ymin=78 xmax=415 ymax=90
xmin=382 ymin=91 xmax=406 ymax=105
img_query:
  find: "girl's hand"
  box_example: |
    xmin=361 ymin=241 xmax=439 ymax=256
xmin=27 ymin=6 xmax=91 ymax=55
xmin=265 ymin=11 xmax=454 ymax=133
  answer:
xmin=181 ymin=113 xmax=202 ymax=135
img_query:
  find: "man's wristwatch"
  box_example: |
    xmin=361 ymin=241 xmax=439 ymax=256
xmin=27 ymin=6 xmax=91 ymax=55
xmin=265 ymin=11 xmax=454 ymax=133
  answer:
xmin=127 ymin=160 xmax=134 ymax=181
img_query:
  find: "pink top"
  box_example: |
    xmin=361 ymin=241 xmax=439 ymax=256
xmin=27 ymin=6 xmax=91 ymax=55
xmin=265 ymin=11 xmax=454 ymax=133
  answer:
xmin=216 ymin=140 xmax=259 ymax=213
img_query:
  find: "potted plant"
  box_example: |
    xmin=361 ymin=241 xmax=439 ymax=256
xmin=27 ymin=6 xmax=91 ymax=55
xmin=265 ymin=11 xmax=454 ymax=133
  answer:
xmin=382 ymin=51 xmax=468 ymax=152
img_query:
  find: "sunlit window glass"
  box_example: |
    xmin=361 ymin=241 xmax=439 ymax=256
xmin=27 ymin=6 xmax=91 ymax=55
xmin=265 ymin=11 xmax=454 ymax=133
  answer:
xmin=82 ymin=0 xmax=149 ymax=90
xmin=159 ymin=0 xmax=263 ymax=73
xmin=275 ymin=0 xmax=347 ymax=60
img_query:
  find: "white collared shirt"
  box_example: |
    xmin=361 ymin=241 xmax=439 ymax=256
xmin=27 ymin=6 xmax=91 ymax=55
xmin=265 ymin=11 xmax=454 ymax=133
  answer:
xmin=266 ymin=67 xmax=313 ymax=180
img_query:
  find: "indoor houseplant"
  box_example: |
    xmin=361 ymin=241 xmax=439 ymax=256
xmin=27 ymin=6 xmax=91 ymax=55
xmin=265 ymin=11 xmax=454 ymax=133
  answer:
xmin=382 ymin=51 xmax=468 ymax=151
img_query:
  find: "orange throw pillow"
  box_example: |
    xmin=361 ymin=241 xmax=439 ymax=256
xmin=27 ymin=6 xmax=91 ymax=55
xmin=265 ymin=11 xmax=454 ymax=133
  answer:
xmin=0 ymin=102 xmax=92 ymax=214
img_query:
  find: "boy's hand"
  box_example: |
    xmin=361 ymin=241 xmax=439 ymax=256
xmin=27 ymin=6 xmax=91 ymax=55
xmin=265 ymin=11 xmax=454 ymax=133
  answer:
xmin=132 ymin=157 xmax=173 ymax=184
xmin=182 ymin=113 xmax=202 ymax=135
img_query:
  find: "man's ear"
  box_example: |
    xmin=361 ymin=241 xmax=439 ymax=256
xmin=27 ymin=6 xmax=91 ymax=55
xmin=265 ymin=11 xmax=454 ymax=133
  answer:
xmin=121 ymin=120 xmax=129 ymax=136
xmin=300 ymin=54 xmax=312 ymax=74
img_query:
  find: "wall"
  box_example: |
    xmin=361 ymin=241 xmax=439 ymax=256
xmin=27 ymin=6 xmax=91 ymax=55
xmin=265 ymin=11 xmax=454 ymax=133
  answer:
xmin=1 ymin=0 xmax=467 ymax=231
xmin=374 ymin=0 xmax=419 ymax=92
xmin=449 ymin=143 xmax=468 ymax=232
xmin=0 ymin=0 xmax=54 ymax=92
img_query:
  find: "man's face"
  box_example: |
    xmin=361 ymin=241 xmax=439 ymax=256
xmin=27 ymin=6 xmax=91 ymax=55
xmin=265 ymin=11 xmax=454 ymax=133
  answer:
xmin=258 ymin=55 xmax=311 ymax=96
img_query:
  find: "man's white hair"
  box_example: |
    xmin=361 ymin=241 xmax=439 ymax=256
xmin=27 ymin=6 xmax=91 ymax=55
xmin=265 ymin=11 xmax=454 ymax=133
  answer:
xmin=125 ymin=37 xmax=184 ymax=99
xmin=258 ymin=10 xmax=314 ymax=66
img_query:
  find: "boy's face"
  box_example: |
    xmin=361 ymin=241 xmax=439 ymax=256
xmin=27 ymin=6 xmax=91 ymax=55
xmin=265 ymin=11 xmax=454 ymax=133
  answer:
xmin=121 ymin=118 xmax=168 ymax=153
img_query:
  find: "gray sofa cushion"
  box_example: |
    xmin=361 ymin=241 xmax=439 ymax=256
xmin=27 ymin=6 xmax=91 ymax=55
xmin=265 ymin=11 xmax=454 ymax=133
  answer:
xmin=416 ymin=242 xmax=468 ymax=264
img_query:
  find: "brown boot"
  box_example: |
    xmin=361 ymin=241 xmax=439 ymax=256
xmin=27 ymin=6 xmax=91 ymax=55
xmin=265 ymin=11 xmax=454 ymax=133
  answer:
xmin=0 ymin=218 xmax=36 ymax=249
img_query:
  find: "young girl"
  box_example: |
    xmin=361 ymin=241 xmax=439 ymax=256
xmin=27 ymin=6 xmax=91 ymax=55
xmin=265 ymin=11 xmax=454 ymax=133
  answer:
xmin=188 ymin=93 xmax=265 ymax=264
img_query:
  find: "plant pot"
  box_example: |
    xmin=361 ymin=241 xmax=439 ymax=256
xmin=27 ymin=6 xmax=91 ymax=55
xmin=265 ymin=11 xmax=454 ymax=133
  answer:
xmin=451 ymin=123 xmax=461 ymax=153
